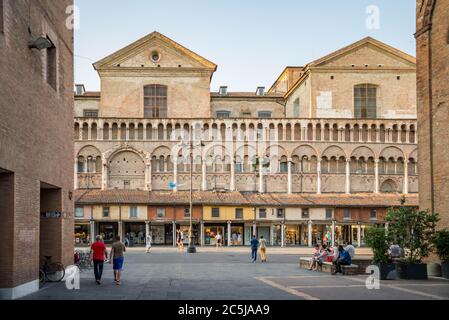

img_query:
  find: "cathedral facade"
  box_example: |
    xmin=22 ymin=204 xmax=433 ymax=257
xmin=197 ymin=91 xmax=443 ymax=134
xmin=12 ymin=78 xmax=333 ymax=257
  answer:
xmin=74 ymin=32 xmax=418 ymax=248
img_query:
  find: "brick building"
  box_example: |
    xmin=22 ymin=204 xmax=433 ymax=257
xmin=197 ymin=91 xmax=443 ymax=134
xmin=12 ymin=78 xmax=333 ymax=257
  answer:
xmin=0 ymin=0 xmax=74 ymax=299
xmin=74 ymin=32 xmax=418 ymax=248
xmin=415 ymin=0 xmax=449 ymax=228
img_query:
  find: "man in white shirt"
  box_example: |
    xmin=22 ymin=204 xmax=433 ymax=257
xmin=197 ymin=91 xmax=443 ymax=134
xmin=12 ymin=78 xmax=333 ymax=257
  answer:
xmin=344 ymin=242 xmax=355 ymax=259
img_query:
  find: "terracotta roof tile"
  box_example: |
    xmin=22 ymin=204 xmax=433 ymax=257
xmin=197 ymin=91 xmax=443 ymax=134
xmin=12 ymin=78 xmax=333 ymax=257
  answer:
xmin=74 ymin=190 xmax=418 ymax=207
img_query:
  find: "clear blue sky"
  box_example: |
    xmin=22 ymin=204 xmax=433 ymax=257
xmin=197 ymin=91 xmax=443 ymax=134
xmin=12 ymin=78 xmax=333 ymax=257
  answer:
xmin=74 ymin=0 xmax=416 ymax=92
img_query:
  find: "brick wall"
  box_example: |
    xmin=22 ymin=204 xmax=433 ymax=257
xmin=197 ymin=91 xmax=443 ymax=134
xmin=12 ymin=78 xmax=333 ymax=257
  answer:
xmin=0 ymin=0 xmax=74 ymax=291
xmin=416 ymin=0 xmax=449 ymax=228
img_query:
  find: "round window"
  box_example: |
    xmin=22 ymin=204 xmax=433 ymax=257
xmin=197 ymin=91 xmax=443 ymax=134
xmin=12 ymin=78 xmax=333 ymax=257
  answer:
xmin=151 ymin=51 xmax=160 ymax=63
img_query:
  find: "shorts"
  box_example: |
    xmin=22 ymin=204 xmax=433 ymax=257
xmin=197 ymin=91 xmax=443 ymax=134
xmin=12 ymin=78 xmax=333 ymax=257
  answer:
xmin=113 ymin=257 xmax=124 ymax=271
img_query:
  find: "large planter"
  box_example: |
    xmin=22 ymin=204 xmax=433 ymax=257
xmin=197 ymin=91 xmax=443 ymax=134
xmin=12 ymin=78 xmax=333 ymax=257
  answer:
xmin=442 ymin=262 xmax=449 ymax=279
xmin=396 ymin=262 xmax=428 ymax=280
xmin=378 ymin=263 xmax=396 ymax=280
xmin=427 ymin=262 xmax=442 ymax=277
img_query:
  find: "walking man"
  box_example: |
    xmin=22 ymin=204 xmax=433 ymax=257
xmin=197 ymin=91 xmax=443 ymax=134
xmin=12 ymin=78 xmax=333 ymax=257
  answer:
xmin=250 ymin=235 xmax=259 ymax=263
xmin=90 ymin=235 xmax=107 ymax=285
xmin=110 ymin=235 xmax=126 ymax=285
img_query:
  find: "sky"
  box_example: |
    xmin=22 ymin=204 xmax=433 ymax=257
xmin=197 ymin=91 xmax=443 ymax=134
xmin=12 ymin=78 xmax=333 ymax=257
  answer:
xmin=74 ymin=0 xmax=416 ymax=92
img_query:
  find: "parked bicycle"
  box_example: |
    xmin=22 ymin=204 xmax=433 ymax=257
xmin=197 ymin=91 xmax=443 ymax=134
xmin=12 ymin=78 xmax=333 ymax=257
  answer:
xmin=39 ymin=256 xmax=65 ymax=284
xmin=74 ymin=250 xmax=92 ymax=271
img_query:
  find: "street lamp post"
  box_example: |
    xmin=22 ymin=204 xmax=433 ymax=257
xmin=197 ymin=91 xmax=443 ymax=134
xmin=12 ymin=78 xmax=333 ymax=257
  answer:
xmin=187 ymin=135 xmax=196 ymax=253
xmin=185 ymin=125 xmax=205 ymax=254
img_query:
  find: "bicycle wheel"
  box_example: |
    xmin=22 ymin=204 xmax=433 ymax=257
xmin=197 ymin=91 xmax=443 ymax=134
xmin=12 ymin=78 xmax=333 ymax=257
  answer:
xmin=45 ymin=263 xmax=65 ymax=282
xmin=39 ymin=269 xmax=46 ymax=284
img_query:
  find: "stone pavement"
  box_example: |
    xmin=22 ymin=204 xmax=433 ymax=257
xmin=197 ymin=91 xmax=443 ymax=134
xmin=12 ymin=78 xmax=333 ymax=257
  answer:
xmin=22 ymin=249 xmax=449 ymax=300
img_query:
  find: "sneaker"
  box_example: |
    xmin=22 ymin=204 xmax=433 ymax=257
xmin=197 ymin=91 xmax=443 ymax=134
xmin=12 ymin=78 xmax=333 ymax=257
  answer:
xmin=96 ymin=280 xmax=100 ymax=285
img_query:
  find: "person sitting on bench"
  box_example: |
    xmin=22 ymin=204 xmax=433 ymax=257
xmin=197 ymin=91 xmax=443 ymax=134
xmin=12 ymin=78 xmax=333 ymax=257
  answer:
xmin=332 ymin=245 xmax=352 ymax=275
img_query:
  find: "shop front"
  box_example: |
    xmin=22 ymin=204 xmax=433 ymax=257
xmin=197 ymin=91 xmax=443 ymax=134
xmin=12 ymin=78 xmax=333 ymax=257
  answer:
xmin=230 ymin=223 xmax=244 ymax=246
xmin=74 ymin=222 xmax=90 ymax=246
xmin=335 ymin=224 xmax=370 ymax=247
xmin=177 ymin=223 xmax=200 ymax=246
xmin=204 ymin=224 xmax=227 ymax=246
xmin=124 ymin=222 xmax=146 ymax=246
xmin=150 ymin=223 xmax=173 ymax=245
xmin=285 ymin=224 xmax=307 ymax=246
xmin=271 ymin=224 xmax=281 ymax=246
xmin=98 ymin=222 xmax=118 ymax=244
xmin=311 ymin=223 xmax=333 ymax=246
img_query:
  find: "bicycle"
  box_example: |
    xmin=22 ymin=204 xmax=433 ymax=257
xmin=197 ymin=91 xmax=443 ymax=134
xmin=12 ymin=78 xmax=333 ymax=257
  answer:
xmin=39 ymin=256 xmax=66 ymax=284
xmin=75 ymin=250 xmax=93 ymax=271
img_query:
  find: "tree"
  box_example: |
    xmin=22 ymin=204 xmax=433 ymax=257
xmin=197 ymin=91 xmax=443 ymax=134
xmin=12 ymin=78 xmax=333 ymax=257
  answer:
xmin=385 ymin=197 xmax=439 ymax=263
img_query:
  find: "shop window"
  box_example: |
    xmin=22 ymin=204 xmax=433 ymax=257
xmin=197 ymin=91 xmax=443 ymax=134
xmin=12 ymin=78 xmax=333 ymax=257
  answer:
xmin=302 ymin=208 xmax=309 ymax=219
xmin=129 ymin=206 xmax=138 ymax=218
xmin=235 ymin=208 xmax=243 ymax=220
xmin=75 ymin=207 xmax=84 ymax=218
xmin=325 ymin=208 xmax=333 ymax=220
xmin=370 ymin=209 xmax=377 ymax=220
xmin=156 ymin=208 xmax=165 ymax=218
xmin=212 ymin=208 xmax=220 ymax=218
xmin=103 ymin=207 xmax=110 ymax=218
xmin=184 ymin=207 xmax=190 ymax=218
xmin=277 ymin=208 xmax=285 ymax=219
xmin=344 ymin=208 xmax=351 ymax=220
xmin=259 ymin=209 xmax=267 ymax=219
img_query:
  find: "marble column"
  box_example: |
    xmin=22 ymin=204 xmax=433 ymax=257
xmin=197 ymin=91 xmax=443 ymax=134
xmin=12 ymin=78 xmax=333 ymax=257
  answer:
xmin=357 ymin=223 xmax=362 ymax=248
xmin=331 ymin=220 xmax=336 ymax=245
xmin=258 ymin=159 xmax=264 ymax=193
xmin=374 ymin=160 xmax=380 ymax=194
xmin=287 ymin=159 xmax=292 ymax=194
xmin=202 ymin=161 xmax=207 ymax=191
xmin=74 ymin=158 xmax=78 ymax=190
xmin=403 ymin=160 xmax=409 ymax=194
xmin=89 ymin=220 xmax=95 ymax=245
xmin=308 ymin=220 xmax=313 ymax=247
xmin=230 ymin=161 xmax=236 ymax=191
xmin=317 ymin=161 xmax=322 ymax=194
xmin=173 ymin=160 xmax=178 ymax=192
xmin=172 ymin=221 xmax=177 ymax=247
xmin=345 ymin=158 xmax=351 ymax=194
xmin=200 ymin=221 xmax=205 ymax=247
xmin=227 ymin=221 xmax=231 ymax=247
xmin=281 ymin=223 xmax=285 ymax=248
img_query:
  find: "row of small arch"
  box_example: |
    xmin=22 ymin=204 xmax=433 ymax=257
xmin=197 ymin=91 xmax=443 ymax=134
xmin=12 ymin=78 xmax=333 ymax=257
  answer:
xmin=74 ymin=121 xmax=417 ymax=144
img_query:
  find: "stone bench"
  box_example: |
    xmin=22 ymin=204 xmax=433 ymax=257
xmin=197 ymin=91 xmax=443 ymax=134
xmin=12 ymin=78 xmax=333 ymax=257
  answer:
xmin=299 ymin=257 xmax=359 ymax=275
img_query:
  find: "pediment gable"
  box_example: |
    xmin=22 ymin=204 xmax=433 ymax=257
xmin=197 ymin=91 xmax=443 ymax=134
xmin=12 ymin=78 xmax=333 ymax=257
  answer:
xmin=311 ymin=37 xmax=416 ymax=68
xmin=94 ymin=32 xmax=217 ymax=70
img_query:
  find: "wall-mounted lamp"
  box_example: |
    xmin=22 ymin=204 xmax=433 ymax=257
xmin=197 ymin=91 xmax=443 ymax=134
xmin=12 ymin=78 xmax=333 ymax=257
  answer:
xmin=28 ymin=37 xmax=53 ymax=50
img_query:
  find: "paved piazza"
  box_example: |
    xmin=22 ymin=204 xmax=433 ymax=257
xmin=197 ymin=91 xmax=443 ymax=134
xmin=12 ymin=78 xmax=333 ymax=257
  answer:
xmin=23 ymin=248 xmax=449 ymax=300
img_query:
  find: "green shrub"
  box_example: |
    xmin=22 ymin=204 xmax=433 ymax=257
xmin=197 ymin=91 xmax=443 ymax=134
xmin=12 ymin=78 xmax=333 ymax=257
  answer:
xmin=365 ymin=227 xmax=390 ymax=264
xmin=433 ymin=230 xmax=449 ymax=263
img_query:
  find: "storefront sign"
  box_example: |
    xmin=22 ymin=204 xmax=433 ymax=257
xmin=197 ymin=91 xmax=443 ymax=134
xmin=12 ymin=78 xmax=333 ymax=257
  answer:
xmin=41 ymin=211 xmax=73 ymax=219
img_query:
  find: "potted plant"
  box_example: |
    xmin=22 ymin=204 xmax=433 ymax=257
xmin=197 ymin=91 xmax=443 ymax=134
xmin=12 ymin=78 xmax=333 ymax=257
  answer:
xmin=365 ymin=227 xmax=396 ymax=280
xmin=433 ymin=230 xmax=449 ymax=279
xmin=385 ymin=197 xmax=439 ymax=280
